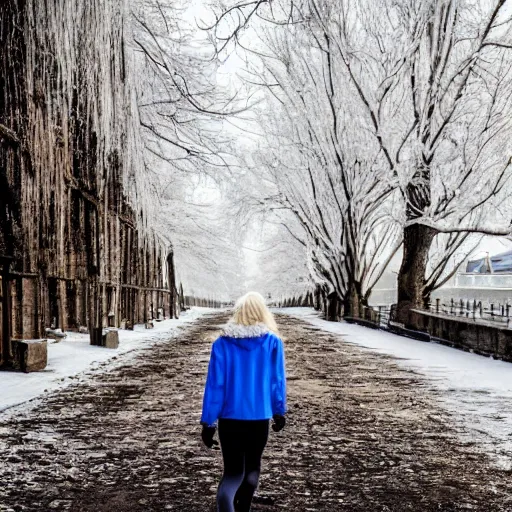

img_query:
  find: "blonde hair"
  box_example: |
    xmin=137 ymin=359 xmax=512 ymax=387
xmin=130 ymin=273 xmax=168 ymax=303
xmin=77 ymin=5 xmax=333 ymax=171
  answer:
xmin=232 ymin=292 xmax=278 ymax=333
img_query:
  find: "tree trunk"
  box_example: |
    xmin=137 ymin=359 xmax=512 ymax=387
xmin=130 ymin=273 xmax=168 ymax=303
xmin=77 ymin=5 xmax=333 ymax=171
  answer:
xmin=314 ymin=284 xmax=322 ymax=311
xmin=343 ymin=280 xmax=365 ymax=319
xmin=166 ymin=252 xmax=179 ymax=319
xmin=396 ymin=224 xmax=437 ymax=325
xmin=179 ymin=282 xmax=185 ymax=311
xmin=325 ymin=291 xmax=341 ymax=321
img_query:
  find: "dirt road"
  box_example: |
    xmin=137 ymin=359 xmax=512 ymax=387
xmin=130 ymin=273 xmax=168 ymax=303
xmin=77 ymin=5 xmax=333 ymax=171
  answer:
xmin=0 ymin=312 xmax=511 ymax=511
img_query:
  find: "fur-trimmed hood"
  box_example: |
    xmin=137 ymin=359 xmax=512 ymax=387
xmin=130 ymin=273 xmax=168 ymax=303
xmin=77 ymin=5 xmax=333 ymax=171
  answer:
xmin=222 ymin=322 xmax=270 ymax=338
xmin=221 ymin=322 xmax=271 ymax=351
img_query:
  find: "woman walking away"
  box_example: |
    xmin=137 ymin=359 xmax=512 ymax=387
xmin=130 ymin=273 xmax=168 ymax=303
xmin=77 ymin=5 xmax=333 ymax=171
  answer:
xmin=200 ymin=291 xmax=287 ymax=512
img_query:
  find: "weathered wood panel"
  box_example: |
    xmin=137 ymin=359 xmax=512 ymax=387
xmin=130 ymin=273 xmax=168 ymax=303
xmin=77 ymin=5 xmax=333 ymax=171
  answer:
xmin=0 ymin=0 xmax=177 ymax=364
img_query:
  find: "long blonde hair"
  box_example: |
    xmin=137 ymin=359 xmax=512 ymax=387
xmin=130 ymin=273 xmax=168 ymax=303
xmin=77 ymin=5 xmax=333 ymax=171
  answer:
xmin=232 ymin=292 xmax=278 ymax=333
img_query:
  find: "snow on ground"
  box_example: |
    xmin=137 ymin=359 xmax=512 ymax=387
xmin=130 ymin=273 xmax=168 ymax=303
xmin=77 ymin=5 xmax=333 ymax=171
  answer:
xmin=275 ymin=307 xmax=512 ymax=470
xmin=0 ymin=307 xmax=219 ymax=417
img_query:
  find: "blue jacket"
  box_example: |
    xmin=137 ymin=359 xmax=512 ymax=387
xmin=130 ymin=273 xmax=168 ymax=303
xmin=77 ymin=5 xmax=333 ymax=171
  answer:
xmin=201 ymin=324 xmax=287 ymax=426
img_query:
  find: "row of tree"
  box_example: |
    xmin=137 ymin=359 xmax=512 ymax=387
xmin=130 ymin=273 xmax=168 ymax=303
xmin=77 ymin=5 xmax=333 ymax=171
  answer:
xmin=209 ymin=0 xmax=512 ymax=322
xmin=130 ymin=0 xmax=249 ymax=301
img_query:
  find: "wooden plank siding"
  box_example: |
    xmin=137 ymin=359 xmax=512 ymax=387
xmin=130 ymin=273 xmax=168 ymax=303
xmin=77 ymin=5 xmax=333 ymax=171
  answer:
xmin=0 ymin=0 xmax=177 ymax=364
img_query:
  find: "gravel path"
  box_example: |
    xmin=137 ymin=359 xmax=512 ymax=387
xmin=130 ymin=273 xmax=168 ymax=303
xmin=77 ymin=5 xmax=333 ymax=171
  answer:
xmin=0 ymin=312 xmax=511 ymax=511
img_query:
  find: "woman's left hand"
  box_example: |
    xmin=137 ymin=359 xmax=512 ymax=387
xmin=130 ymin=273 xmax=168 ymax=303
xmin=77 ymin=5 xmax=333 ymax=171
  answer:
xmin=272 ymin=414 xmax=286 ymax=432
xmin=201 ymin=425 xmax=219 ymax=448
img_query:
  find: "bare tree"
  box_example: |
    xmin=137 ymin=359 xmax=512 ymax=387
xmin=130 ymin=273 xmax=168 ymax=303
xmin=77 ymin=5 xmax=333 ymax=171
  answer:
xmin=133 ymin=0 xmax=242 ymax=173
xmin=227 ymin=18 xmax=403 ymax=319
xmin=243 ymin=219 xmax=312 ymax=303
xmin=129 ymin=0 xmax=253 ymax=301
xmin=308 ymin=0 xmax=512 ymax=321
xmin=208 ymin=0 xmax=512 ymax=322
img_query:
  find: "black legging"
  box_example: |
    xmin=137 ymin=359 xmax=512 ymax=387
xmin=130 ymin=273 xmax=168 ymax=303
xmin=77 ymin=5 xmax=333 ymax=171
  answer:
xmin=217 ymin=419 xmax=269 ymax=512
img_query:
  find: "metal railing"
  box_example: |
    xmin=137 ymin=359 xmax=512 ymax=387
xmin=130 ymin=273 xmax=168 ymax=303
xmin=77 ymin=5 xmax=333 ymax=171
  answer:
xmin=360 ymin=299 xmax=512 ymax=330
xmin=426 ymin=298 xmax=511 ymax=328
xmin=345 ymin=305 xmax=393 ymax=330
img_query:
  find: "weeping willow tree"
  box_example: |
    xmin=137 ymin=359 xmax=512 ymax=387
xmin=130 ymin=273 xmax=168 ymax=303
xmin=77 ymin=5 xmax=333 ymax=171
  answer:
xmin=0 ymin=0 xmax=177 ymax=364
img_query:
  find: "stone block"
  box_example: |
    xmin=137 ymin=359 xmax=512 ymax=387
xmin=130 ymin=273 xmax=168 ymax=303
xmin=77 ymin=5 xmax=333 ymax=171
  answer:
xmin=15 ymin=339 xmax=48 ymax=373
xmin=120 ymin=319 xmax=133 ymax=330
xmin=406 ymin=310 xmax=426 ymax=332
xmin=102 ymin=329 xmax=119 ymax=349
xmin=498 ymin=330 xmax=512 ymax=362
xmin=90 ymin=328 xmax=119 ymax=348
xmin=409 ymin=309 xmax=512 ymax=362
xmin=45 ymin=328 xmax=67 ymax=341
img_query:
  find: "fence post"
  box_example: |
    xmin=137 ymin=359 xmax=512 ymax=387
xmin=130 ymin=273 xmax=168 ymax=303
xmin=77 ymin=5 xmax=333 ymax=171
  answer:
xmin=450 ymin=298 xmax=454 ymax=314
xmin=436 ymin=298 xmax=440 ymax=313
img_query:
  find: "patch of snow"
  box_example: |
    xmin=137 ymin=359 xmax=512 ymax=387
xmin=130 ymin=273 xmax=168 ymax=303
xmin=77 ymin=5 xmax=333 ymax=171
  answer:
xmin=0 ymin=307 xmax=219 ymax=417
xmin=275 ymin=307 xmax=512 ymax=470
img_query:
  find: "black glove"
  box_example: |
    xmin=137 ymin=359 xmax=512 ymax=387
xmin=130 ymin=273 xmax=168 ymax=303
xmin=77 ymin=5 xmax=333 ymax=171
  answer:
xmin=272 ymin=414 xmax=286 ymax=432
xmin=201 ymin=425 xmax=219 ymax=448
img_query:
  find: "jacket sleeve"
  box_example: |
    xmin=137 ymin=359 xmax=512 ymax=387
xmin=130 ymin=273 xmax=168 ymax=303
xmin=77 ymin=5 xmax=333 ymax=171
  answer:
xmin=271 ymin=336 xmax=287 ymax=416
xmin=201 ymin=341 xmax=225 ymax=427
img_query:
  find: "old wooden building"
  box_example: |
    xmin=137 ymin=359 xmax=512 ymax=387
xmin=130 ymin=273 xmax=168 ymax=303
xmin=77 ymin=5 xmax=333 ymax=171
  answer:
xmin=0 ymin=0 xmax=178 ymax=366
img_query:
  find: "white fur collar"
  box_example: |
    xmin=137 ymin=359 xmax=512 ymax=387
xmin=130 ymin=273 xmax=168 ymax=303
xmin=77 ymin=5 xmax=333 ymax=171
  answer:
xmin=223 ymin=322 xmax=270 ymax=338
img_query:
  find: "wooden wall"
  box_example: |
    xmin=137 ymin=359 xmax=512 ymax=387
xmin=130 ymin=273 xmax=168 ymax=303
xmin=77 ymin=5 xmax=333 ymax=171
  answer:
xmin=0 ymin=0 xmax=177 ymax=363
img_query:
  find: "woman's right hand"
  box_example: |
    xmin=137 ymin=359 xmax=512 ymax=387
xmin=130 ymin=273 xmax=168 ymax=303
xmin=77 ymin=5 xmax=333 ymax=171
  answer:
xmin=272 ymin=414 xmax=286 ymax=432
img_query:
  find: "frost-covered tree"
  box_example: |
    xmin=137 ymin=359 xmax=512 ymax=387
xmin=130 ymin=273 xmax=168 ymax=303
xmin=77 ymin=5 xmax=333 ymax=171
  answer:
xmin=210 ymin=1 xmax=402 ymax=318
xmin=130 ymin=0 xmax=250 ymax=300
xmin=316 ymin=0 xmax=512 ymax=321
xmin=133 ymin=0 xmax=239 ymax=172
xmin=161 ymin=176 xmax=248 ymax=300
xmin=208 ymin=0 xmax=512 ymax=321
xmin=243 ymin=220 xmax=312 ymax=303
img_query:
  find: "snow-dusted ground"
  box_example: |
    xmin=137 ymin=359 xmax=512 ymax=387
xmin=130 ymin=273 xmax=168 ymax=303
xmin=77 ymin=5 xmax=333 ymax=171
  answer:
xmin=275 ymin=307 xmax=512 ymax=470
xmin=0 ymin=307 xmax=219 ymax=417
